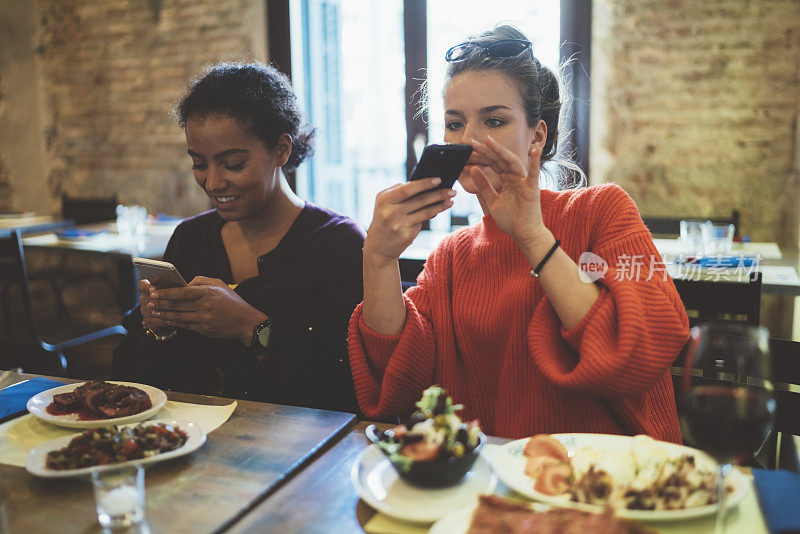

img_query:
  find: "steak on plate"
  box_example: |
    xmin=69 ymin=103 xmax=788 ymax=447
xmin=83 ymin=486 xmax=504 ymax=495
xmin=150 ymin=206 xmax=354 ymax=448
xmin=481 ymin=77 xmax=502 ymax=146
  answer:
xmin=56 ymin=381 xmax=152 ymax=419
xmin=51 ymin=391 xmax=78 ymax=408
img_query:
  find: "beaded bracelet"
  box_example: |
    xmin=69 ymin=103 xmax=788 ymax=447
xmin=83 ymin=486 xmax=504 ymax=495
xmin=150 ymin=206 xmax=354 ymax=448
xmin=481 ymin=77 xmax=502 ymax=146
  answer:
xmin=142 ymin=319 xmax=178 ymax=342
xmin=530 ymin=239 xmax=561 ymax=278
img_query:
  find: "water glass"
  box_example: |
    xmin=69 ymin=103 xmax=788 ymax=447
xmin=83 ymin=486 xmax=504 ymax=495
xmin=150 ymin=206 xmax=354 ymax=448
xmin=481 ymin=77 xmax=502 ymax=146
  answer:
xmin=92 ymin=466 xmax=145 ymax=530
xmin=679 ymin=220 xmax=705 ymax=257
xmin=116 ymin=205 xmax=148 ymax=250
xmin=701 ymin=222 xmax=735 ymax=256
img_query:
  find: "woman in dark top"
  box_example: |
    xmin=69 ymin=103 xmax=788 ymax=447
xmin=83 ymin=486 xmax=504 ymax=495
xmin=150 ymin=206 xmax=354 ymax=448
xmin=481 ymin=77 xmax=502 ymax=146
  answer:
xmin=112 ymin=62 xmax=365 ymax=412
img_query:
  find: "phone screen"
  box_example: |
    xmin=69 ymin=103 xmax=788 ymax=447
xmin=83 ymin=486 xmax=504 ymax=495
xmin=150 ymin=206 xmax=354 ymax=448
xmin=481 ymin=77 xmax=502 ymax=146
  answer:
xmin=408 ymin=144 xmax=473 ymax=190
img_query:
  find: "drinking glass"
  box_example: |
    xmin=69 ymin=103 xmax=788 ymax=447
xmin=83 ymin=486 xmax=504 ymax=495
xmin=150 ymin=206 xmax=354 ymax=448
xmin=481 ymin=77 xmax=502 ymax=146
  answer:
xmin=116 ymin=204 xmax=148 ymax=252
xmin=679 ymin=323 xmax=775 ymax=533
xmin=679 ymin=220 xmax=705 ymax=257
xmin=92 ymin=466 xmax=145 ymax=529
xmin=701 ymin=222 xmax=735 ymax=256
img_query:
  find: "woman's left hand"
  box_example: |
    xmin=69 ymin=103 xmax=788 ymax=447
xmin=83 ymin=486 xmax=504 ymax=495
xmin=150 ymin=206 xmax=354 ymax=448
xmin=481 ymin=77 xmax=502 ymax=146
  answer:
xmin=149 ymin=276 xmax=266 ymax=346
xmin=469 ymin=136 xmax=551 ymax=249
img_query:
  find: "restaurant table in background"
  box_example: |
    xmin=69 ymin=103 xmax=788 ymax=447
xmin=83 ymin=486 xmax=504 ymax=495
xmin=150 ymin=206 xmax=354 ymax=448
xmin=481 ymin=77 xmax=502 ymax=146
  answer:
xmin=0 ymin=372 xmax=357 ymax=533
xmin=0 ymin=214 xmax=71 ymax=238
xmin=22 ymin=220 xmax=179 ymax=311
xmin=400 ymin=230 xmax=800 ymax=296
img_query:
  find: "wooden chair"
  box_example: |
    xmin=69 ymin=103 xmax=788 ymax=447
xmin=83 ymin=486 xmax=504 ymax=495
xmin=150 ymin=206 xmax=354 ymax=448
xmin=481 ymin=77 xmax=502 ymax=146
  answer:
xmin=673 ymin=271 xmax=762 ymax=327
xmin=642 ymin=209 xmax=740 ymax=238
xmin=768 ymin=337 xmax=800 ymax=470
xmin=61 ymin=194 xmax=119 ymax=225
xmin=0 ymin=230 xmax=126 ymax=374
xmin=399 ymin=257 xmax=425 ymax=290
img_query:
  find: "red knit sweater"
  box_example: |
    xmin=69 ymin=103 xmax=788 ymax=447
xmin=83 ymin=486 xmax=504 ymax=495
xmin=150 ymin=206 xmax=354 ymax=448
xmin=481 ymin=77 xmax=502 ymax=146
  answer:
xmin=348 ymin=183 xmax=689 ymax=442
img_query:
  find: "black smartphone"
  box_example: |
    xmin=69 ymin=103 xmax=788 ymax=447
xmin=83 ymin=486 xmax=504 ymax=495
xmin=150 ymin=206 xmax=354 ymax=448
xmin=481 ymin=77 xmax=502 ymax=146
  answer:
xmin=407 ymin=143 xmax=473 ymax=190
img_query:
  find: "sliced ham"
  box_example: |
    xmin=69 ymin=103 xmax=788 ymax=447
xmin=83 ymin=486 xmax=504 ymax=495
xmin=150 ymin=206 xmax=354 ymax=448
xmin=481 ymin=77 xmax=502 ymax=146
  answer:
xmin=523 ymin=434 xmax=569 ymax=462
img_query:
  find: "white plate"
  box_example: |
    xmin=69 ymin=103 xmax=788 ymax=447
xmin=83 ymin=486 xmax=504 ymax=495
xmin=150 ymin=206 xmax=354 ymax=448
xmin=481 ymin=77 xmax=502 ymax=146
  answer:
xmin=350 ymin=444 xmax=497 ymax=524
xmin=26 ymin=381 xmax=167 ymax=429
xmin=429 ymin=507 xmax=473 ymax=534
xmin=25 ymin=419 xmax=206 ymax=478
xmin=489 ymin=433 xmax=749 ymax=521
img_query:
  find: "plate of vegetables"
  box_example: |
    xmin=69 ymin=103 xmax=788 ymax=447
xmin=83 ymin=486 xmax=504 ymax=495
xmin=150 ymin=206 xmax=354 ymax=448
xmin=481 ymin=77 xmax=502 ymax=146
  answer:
xmin=26 ymin=419 xmax=205 ymax=478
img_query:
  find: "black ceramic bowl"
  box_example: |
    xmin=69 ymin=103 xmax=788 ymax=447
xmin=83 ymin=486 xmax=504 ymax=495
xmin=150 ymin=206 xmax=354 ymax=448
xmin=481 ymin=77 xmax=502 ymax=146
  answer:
xmin=365 ymin=424 xmax=487 ymax=488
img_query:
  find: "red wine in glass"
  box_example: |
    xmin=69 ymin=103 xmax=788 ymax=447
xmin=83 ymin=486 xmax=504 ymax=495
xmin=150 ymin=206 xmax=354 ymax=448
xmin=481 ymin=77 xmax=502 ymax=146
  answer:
xmin=679 ymin=322 xmax=774 ymax=534
xmin=682 ymin=385 xmax=776 ymax=464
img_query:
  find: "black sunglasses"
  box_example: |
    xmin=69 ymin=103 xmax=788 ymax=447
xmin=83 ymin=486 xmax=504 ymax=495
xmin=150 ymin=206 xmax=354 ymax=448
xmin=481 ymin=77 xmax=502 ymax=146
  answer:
xmin=445 ymin=39 xmax=533 ymax=63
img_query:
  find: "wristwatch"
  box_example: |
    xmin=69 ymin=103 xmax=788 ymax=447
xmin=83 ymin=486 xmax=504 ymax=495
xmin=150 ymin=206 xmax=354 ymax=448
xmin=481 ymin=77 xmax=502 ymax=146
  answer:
xmin=250 ymin=317 xmax=271 ymax=352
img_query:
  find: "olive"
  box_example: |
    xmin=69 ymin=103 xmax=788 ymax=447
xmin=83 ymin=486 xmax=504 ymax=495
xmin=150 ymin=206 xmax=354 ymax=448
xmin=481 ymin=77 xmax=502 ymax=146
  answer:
xmin=433 ymin=394 xmax=447 ymax=415
xmin=405 ymin=412 xmax=426 ymax=430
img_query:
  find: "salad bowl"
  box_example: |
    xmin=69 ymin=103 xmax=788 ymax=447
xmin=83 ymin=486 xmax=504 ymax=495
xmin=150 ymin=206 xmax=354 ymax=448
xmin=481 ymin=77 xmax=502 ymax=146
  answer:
xmin=366 ymin=423 xmax=486 ymax=487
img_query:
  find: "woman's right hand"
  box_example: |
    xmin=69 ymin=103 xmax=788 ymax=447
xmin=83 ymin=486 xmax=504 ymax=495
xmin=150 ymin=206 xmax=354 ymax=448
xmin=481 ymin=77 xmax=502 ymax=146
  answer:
xmin=138 ymin=279 xmax=170 ymax=333
xmin=363 ymin=178 xmax=455 ymax=264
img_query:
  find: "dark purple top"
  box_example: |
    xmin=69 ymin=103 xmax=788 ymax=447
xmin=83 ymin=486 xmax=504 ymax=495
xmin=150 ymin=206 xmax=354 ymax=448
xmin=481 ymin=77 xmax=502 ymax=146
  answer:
xmin=113 ymin=203 xmax=365 ymax=412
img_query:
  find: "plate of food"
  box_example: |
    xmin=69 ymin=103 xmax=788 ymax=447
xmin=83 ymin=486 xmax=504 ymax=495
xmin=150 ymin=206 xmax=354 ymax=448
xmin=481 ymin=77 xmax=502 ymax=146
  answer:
xmin=27 ymin=381 xmax=167 ymax=429
xmin=352 ymin=386 xmax=496 ymax=523
xmin=26 ymin=419 xmax=205 ymax=478
xmin=430 ymin=494 xmax=656 ymax=534
xmin=487 ymin=433 xmax=749 ymax=521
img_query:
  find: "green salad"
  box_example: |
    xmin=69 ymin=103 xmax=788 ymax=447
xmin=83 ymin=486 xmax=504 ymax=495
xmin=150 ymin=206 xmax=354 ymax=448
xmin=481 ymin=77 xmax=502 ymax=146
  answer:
xmin=374 ymin=386 xmax=482 ymax=471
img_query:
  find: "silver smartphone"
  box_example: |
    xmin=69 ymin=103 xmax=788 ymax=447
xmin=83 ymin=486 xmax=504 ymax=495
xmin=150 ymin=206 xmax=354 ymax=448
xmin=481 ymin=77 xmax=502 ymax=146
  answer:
xmin=132 ymin=257 xmax=187 ymax=289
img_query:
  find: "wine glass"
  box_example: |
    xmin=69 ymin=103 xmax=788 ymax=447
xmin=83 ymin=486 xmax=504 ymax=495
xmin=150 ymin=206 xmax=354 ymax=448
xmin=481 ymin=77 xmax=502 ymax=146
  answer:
xmin=679 ymin=322 xmax=776 ymax=533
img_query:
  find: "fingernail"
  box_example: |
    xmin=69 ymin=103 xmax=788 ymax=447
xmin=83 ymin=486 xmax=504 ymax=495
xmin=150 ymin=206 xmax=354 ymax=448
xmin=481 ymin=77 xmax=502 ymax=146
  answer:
xmin=447 ymin=190 xmax=456 ymax=197
xmin=431 ymin=177 xmax=441 ymax=185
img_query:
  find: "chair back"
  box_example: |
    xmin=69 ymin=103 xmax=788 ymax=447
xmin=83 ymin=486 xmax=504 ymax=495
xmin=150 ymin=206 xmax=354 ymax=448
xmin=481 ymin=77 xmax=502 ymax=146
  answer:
xmin=0 ymin=230 xmax=42 ymax=347
xmin=62 ymin=194 xmax=118 ymax=225
xmin=642 ymin=210 xmax=740 ymax=238
xmin=769 ymin=338 xmax=800 ymax=437
xmin=673 ymin=271 xmax=762 ymax=327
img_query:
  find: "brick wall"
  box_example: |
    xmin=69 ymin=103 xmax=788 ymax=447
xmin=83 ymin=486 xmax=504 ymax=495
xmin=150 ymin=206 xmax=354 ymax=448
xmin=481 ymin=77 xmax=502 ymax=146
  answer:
xmin=1 ymin=0 xmax=267 ymax=217
xmin=591 ymin=0 xmax=800 ymax=251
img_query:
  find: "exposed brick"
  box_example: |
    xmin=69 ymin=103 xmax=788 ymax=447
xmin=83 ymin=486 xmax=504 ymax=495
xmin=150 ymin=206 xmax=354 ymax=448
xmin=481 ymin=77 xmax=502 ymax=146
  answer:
xmin=592 ymin=0 xmax=800 ymax=251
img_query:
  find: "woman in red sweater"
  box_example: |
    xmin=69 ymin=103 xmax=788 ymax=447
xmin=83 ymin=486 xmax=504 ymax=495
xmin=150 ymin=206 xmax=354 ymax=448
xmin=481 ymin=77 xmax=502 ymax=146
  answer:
xmin=348 ymin=25 xmax=689 ymax=441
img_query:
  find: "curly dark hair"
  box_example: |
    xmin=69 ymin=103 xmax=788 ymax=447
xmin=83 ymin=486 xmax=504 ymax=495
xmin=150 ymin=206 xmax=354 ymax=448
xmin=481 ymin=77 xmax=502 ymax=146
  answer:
xmin=444 ymin=25 xmax=584 ymax=188
xmin=174 ymin=62 xmax=315 ymax=171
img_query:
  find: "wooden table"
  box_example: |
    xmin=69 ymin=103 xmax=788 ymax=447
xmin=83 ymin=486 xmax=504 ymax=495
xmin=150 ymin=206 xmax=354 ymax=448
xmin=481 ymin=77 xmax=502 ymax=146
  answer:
xmin=0 ymin=373 xmax=358 ymax=533
xmin=229 ymin=422 xmax=770 ymax=534
xmin=0 ymin=374 xmax=774 ymax=533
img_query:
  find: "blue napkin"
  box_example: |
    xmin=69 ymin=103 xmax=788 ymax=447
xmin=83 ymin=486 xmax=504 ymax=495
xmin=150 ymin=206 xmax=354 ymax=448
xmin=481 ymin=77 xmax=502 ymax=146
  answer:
xmin=753 ymin=468 xmax=800 ymax=533
xmin=0 ymin=377 xmax=65 ymax=420
xmin=674 ymin=256 xmax=758 ymax=267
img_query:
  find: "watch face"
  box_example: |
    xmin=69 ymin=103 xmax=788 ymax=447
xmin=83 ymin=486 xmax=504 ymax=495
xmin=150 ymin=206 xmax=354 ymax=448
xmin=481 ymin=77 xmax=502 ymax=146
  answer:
xmin=256 ymin=324 xmax=270 ymax=348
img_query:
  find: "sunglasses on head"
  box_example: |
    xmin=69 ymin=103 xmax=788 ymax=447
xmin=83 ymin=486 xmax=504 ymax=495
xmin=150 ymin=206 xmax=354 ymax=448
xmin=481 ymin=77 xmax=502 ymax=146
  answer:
xmin=445 ymin=39 xmax=533 ymax=63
